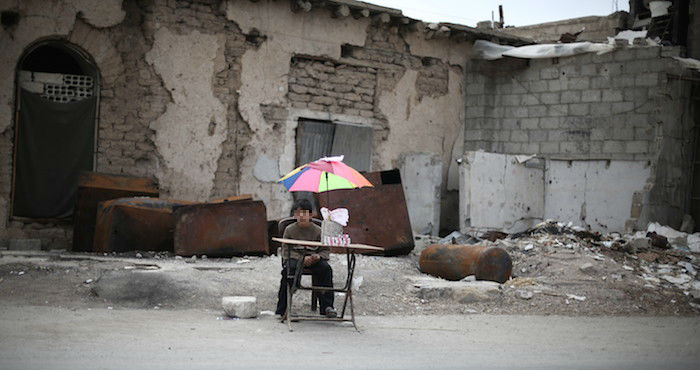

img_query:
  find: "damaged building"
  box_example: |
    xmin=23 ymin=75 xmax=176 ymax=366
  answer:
xmin=0 ymin=0 xmax=698 ymax=252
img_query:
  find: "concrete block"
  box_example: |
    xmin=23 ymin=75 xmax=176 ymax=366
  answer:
xmin=529 ymin=130 xmax=548 ymax=142
xmin=590 ymin=103 xmax=612 ymax=116
xmin=540 ymin=142 xmax=559 ymax=153
xmin=581 ymin=90 xmax=601 ymax=103
xmin=539 ymin=117 xmax=561 ymax=129
xmin=529 ymin=80 xmax=549 ymax=93
xmin=635 ymin=47 xmax=660 ymax=60
xmin=590 ymin=128 xmax=609 ymax=142
xmin=548 ymin=79 xmax=567 ymax=91
xmin=611 ymin=127 xmax=635 ymax=140
xmin=510 ymin=130 xmax=529 ymax=142
xmin=222 ymin=296 xmax=258 ymax=318
xmin=612 ymin=102 xmax=635 ymax=114
xmin=635 ymin=74 xmax=659 ymax=87
xmin=520 ymin=118 xmax=539 ymax=130
xmin=589 ymin=141 xmax=603 ymax=153
xmin=580 ymin=64 xmax=598 ymax=76
xmin=602 ymin=90 xmax=623 ymax=102
xmin=412 ymin=277 xmax=501 ymax=303
xmin=567 ymin=77 xmax=590 ymax=90
xmin=540 ymin=67 xmax=559 ymax=80
xmin=613 ymin=50 xmax=637 ymax=62
xmin=8 ymin=239 xmax=42 ymax=251
xmin=548 ymin=105 xmax=569 ymax=116
xmin=569 ymin=103 xmax=590 ymax=116
xmin=503 ymin=142 xmax=523 ymax=153
xmin=521 ymin=95 xmax=539 ymax=106
xmin=522 ymin=143 xmax=539 ymax=153
xmin=561 ymin=91 xmax=581 ymax=104
xmin=612 ymin=75 xmax=635 ymax=88
xmin=527 ymin=105 xmax=547 ymax=117
xmin=602 ymin=140 xmax=625 ymax=153
xmin=539 ymin=92 xmax=560 ymax=104
xmin=626 ymin=140 xmax=649 ymax=154
xmin=561 ymin=141 xmax=589 ymax=154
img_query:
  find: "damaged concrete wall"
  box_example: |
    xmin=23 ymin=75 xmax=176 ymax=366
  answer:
xmin=226 ymin=0 xmax=468 ymax=221
xmin=460 ymin=151 xmax=544 ymax=233
xmin=460 ymin=151 xmax=651 ymax=233
xmin=496 ymin=12 xmax=628 ymax=43
xmin=399 ymin=153 xmax=442 ymax=235
xmin=1 ymin=0 xmax=471 ymax=249
xmin=463 ymin=46 xmax=696 ymax=231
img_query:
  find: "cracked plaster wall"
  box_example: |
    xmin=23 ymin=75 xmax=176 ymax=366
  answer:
xmin=225 ymin=0 xmax=370 ymax=217
xmin=145 ymin=27 xmax=228 ymax=201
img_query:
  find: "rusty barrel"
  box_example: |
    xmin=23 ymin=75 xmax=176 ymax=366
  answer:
xmin=419 ymin=244 xmax=512 ymax=283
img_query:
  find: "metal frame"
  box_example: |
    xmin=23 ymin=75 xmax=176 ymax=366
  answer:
xmin=284 ymin=243 xmax=358 ymax=332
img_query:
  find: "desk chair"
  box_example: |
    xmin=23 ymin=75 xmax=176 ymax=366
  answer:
xmin=277 ymin=218 xmax=358 ymax=331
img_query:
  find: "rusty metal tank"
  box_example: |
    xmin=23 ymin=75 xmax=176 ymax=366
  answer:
xmin=419 ymin=244 xmax=512 ymax=283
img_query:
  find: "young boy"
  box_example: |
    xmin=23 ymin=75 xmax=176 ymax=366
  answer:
xmin=275 ymin=198 xmax=337 ymax=318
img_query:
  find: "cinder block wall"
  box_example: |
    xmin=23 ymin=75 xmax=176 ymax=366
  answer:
xmin=463 ymin=46 xmax=696 ymax=230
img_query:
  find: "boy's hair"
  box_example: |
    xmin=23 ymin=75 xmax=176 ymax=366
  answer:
xmin=290 ymin=198 xmax=314 ymax=215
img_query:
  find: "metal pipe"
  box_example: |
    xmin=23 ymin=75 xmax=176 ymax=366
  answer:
xmin=419 ymin=244 xmax=512 ymax=283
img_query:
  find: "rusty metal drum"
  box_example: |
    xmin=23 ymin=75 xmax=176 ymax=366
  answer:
xmin=419 ymin=244 xmax=512 ymax=283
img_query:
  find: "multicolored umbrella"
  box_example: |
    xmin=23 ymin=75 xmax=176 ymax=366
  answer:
xmin=279 ymin=155 xmax=373 ymax=193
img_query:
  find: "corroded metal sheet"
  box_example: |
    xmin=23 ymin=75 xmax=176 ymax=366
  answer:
xmin=93 ymin=197 xmax=187 ymax=253
xmin=174 ymin=200 xmax=269 ymax=257
xmin=317 ymin=169 xmax=414 ymax=256
xmin=419 ymin=244 xmax=512 ymax=283
xmin=72 ymin=172 xmax=159 ymax=252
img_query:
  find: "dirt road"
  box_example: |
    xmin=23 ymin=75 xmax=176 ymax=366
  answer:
xmin=1 ymin=305 xmax=698 ymax=370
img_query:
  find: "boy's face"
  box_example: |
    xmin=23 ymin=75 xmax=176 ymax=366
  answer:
xmin=293 ymin=208 xmax=312 ymax=227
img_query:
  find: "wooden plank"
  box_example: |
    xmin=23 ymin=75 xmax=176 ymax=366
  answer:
xmin=272 ymin=237 xmax=383 ymax=251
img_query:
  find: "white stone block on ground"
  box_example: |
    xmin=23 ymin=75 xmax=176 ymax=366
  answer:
xmin=222 ymin=296 xmax=257 ymax=318
xmin=409 ymin=276 xmax=501 ymax=303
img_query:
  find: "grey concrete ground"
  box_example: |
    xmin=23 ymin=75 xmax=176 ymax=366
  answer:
xmin=0 ymin=305 xmax=698 ymax=370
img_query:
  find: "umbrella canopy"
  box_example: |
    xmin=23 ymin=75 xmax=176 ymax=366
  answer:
xmin=279 ymin=155 xmax=373 ymax=193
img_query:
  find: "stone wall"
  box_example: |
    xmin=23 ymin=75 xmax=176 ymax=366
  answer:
xmin=497 ymin=12 xmax=628 ymax=43
xmin=463 ymin=45 xmax=697 ymax=231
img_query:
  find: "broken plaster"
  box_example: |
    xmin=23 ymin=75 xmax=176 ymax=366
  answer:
xmin=225 ymin=0 xmax=370 ymax=217
xmin=376 ymin=67 xmax=465 ymax=182
xmin=145 ymin=27 xmax=228 ymax=201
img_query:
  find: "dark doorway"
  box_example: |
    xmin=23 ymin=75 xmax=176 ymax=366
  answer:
xmin=11 ymin=40 xmax=99 ymax=220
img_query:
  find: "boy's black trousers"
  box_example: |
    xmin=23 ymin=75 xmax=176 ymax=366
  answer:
xmin=276 ymin=258 xmax=334 ymax=315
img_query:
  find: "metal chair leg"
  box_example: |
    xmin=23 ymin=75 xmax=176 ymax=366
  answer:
xmin=286 ymin=282 xmax=293 ymax=332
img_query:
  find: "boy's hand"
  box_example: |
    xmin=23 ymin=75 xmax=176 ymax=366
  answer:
xmin=303 ymin=254 xmax=321 ymax=266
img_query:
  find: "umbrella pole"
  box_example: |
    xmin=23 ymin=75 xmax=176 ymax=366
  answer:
xmin=325 ymin=172 xmax=330 ymax=207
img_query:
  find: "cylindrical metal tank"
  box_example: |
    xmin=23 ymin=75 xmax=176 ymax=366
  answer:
xmin=419 ymin=244 xmax=512 ymax=283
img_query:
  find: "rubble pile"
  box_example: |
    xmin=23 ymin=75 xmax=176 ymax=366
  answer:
xmin=450 ymin=220 xmax=700 ymax=310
